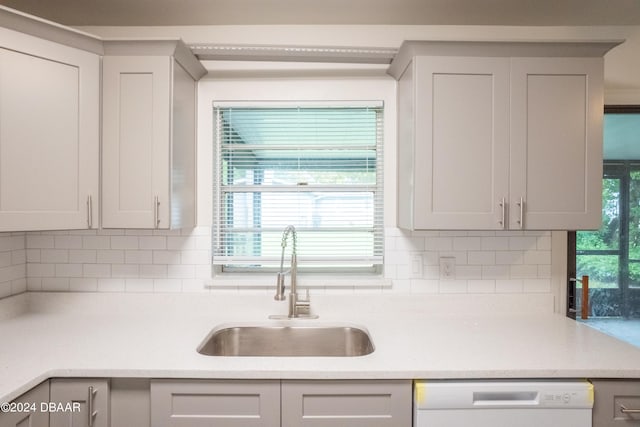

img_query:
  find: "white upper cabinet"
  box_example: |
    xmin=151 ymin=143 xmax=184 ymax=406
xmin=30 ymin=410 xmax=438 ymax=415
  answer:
xmin=0 ymin=10 xmax=101 ymax=232
xmin=389 ymin=41 xmax=621 ymax=231
xmin=101 ymin=40 xmax=206 ymax=229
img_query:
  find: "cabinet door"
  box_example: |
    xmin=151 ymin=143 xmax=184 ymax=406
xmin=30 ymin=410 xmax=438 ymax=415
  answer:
xmin=510 ymin=57 xmax=603 ymax=230
xmin=412 ymin=56 xmax=510 ymax=229
xmin=0 ymin=380 xmax=49 ymax=427
xmin=592 ymin=380 xmax=640 ymax=426
xmin=281 ymin=380 xmax=412 ymax=427
xmin=102 ymin=56 xmax=171 ymax=229
xmin=150 ymin=379 xmax=280 ymax=427
xmin=0 ymin=28 xmax=99 ymax=232
xmin=49 ymin=379 xmax=109 ymax=427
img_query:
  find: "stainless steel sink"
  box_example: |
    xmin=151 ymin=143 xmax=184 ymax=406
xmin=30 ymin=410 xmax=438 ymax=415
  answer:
xmin=197 ymin=323 xmax=375 ymax=357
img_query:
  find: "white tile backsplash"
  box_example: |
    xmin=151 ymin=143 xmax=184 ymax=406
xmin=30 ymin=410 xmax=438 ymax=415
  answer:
xmin=0 ymin=225 xmax=552 ymax=299
xmin=0 ymin=233 xmax=27 ymax=298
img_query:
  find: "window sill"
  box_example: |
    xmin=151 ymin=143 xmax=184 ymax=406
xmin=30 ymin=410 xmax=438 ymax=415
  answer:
xmin=205 ymin=273 xmax=391 ymax=289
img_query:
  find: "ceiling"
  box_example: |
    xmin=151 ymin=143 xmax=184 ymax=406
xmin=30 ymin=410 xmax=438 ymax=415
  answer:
xmin=2 ymin=0 xmax=640 ymax=26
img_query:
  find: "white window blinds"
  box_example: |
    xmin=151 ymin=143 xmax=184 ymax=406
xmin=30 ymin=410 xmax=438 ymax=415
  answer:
xmin=212 ymin=103 xmax=384 ymax=272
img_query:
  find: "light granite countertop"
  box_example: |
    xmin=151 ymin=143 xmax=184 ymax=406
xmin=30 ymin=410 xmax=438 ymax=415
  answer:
xmin=1 ymin=291 xmax=640 ymax=403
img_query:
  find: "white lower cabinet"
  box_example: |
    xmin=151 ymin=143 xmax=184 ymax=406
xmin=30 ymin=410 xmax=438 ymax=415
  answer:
xmin=281 ymin=380 xmax=412 ymax=427
xmin=49 ymin=379 xmax=109 ymax=427
xmin=0 ymin=380 xmax=49 ymax=427
xmin=592 ymin=380 xmax=640 ymax=426
xmin=150 ymin=379 xmax=280 ymax=427
xmin=150 ymin=379 xmax=412 ymax=427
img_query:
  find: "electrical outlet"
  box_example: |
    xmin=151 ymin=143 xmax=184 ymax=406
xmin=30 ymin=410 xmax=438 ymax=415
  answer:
xmin=439 ymin=257 xmax=456 ymax=279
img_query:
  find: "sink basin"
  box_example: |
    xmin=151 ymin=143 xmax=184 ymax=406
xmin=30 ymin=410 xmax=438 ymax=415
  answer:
xmin=197 ymin=323 xmax=374 ymax=357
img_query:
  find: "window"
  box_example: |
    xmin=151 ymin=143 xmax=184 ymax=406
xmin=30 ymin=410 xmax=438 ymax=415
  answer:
xmin=212 ymin=103 xmax=383 ymax=273
xmin=575 ymin=107 xmax=640 ymax=318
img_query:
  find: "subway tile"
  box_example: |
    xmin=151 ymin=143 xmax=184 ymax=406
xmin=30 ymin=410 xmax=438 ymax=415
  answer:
xmin=439 ymin=279 xmax=468 ymax=294
xmin=438 ymin=251 xmax=467 ymax=265
xmin=98 ymin=278 xmax=125 ymax=292
xmin=69 ymin=278 xmax=98 ymax=292
xmin=510 ymin=264 xmax=538 ymax=279
xmin=182 ymin=279 xmax=207 ymax=293
xmin=82 ymin=236 xmax=111 ymax=250
xmin=153 ymin=250 xmax=181 ymax=265
xmin=125 ymin=250 xmax=153 ymax=264
xmin=112 ymin=264 xmax=139 ymax=278
xmin=97 ymin=250 xmax=125 ymax=264
xmin=509 ymin=236 xmax=538 ymax=251
xmin=396 ymin=236 xmax=426 ymax=251
xmin=153 ymin=279 xmax=182 ymax=292
xmin=468 ymin=279 xmax=496 ymax=293
xmin=383 ymin=264 xmax=397 ymax=280
xmin=167 ymin=236 xmax=196 ymax=250
xmin=153 ymin=229 xmax=181 ymax=236
xmin=194 ymin=265 xmax=212 ymax=279
xmin=0 ymin=281 xmax=12 ymax=299
xmin=495 ymin=251 xmax=524 ymax=265
xmin=11 ymin=278 xmax=27 ymax=295
xmin=139 ymin=236 xmax=167 ymax=250
xmin=481 ymin=236 xmax=509 ymax=251
xmin=42 ymin=277 xmax=70 ymax=291
xmin=424 ymin=237 xmax=451 ymax=251
xmin=68 ymin=229 xmax=97 ymax=236
xmin=168 ymin=265 xmax=195 ymax=279
xmin=69 ymin=250 xmax=96 ymax=263
xmin=55 ymin=263 xmax=82 ymax=277
xmin=0 ymin=252 xmax=11 ymax=268
xmin=26 ymin=249 xmax=41 ymax=263
xmin=537 ymin=236 xmax=552 ymax=250
xmin=54 ymin=236 xmax=82 ymax=249
xmin=0 ymin=236 xmax=13 ymax=251
xmin=453 ymin=237 xmax=482 ymax=251
xmin=12 ymin=249 xmax=26 ymax=265
xmin=126 ymin=279 xmax=154 ymax=292
xmin=523 ymin=250 xmax=551 ymax=265
xmin=126 ymin=229 xmax=153 ymax=236
xmin=27 ymin=263 xmax=55 ymax=278
xmin=181 ymin=250 xmax=209 ymax=265
xmin=482 ymin=265 xmax=510 ymax=280
xmin=409 ymin=279 xmax=439 ymax=294
xmin=467 ymin=251 xmax=495 ymax=265
xmin=111 ymin=236 xmax=139 ymax=250
xmin=194 ymin=236 xmax=212 ymax=250
xmin=496 ymin=279 xmax=524 ymax=293
xmin=524 ymin=279 xmax=552 ymax=293
xmin=97 ymin=229 xmax=125 ymax=236
xmin=26 ymin=235 xmax=54 ymax=249
xmin=140 ymin=264 xmax=167 ymax=278
xmin=456 ymin=265 xmax=482 ymax=279
xmin=41 ymin=249 xmax=69 ymax=263
xmin=27 ymin=278 xmax=42 ymax=291
xmin=538 ymin=265 xmax=552 ymax=279
xmin=83 ymin=264 xmax=111 ymax=278
xmin=439 ymin=231 xmax=468 ymax=237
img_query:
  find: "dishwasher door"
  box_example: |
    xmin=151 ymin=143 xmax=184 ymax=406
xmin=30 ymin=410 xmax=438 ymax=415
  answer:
xmin=414 ymin=380 xmax=593 ymax=427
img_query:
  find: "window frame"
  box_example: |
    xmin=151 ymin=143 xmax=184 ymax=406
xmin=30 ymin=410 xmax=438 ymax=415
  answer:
xmin=211 ymin=101 xmax=385 ymax=275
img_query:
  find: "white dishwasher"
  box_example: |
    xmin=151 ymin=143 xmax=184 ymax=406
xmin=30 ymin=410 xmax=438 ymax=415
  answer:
xmin=414 ymin=380 xmax=593 ymax=427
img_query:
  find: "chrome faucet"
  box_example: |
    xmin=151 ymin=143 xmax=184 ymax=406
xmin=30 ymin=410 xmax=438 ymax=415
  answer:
xmin=271 ymin=225 xmax=317 ymax=319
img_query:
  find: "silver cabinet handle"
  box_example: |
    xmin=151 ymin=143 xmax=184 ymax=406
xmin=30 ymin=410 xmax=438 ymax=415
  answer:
xmin=154 ymin=196 xmax=160 ymax=228
xmin=516 ymin=197 xmax=524 ymax=229
xmin=621 ymin=404 xmax=640 ymax=414
xmin=498 ymin=197 xmax=506 ymax=229
xmin=88 ymin=386 xmax=98 ymax=427
xmin=86 ymin=195 xmax=93 ymax=229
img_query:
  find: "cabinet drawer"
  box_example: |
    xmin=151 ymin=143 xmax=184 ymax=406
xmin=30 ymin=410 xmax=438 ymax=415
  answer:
xmin=150 ymin=379 xmax=280 ymax=427
xmin=281 ymin=380 xmax=412 ymax=427
xmin=593 ymin=380 xmax=640 ymax=426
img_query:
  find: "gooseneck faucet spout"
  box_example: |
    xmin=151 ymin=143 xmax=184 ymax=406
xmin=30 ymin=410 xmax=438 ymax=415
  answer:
xmin=274 ymin=225 xmax=297 ymax=301
xmin=271 ymin=225 xmax=317 ymax=319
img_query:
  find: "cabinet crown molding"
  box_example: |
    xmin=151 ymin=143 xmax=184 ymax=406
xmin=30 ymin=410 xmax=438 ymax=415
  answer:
xmin=388 ymin=39 xmax=624 ymax=79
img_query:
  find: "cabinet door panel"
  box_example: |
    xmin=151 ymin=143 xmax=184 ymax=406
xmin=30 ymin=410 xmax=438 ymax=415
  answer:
xmin=281 ymin=380 xmax=412 ymax=427
xmin=510 ymin=57 xmax=603 ymax=229
xmin=0 ymin=380 xmax=49 ymax=427
xmin=49 ymin=378 xmax=109 ymax=427
xmin=150 ymin=379 xmax=280 ymax=427
xmin=413 ymin=56 xmax=509 ymax=229
xmin=0 ymin=28 xmax=99 ymax=231
xmin=102 ymin=56 xmax=171 ymax=228
xmin=592 ymin=380 xmax=640 ymax=426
